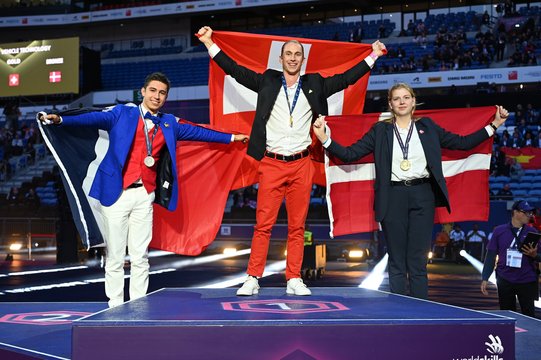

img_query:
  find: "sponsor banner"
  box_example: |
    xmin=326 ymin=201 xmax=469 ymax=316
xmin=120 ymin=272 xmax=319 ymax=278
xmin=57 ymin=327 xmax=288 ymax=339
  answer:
xmin=367 ymin=66 xmax=541 ymax=90
xmin=0 ymin=0 xmax=314 ymax=27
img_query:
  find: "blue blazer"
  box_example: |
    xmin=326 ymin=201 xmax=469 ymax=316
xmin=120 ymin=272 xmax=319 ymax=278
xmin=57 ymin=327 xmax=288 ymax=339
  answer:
xmin=61 ymin=104 xmax=232 ymax=210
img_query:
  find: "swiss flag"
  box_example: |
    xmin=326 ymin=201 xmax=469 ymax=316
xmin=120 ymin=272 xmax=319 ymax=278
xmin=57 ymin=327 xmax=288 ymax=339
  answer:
xmin=325 ymin=107 xmax=495 ymax=237
xmin=209 ymin=31 xmax=373 ymax=187
xmin=49 ymin=71 xmax=62 ymax=83
xmin=151 ymin=32 xmax=373 ymax=255
xmin=9 ymin=74 xmax=20 ymax=87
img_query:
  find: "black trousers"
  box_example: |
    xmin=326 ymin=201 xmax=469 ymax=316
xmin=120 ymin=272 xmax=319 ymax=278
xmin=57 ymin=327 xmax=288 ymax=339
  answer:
xmin=382 ymin=182 xmax=435 ymax=299
xmin=496 ymin=275 xmax=538 ymax=318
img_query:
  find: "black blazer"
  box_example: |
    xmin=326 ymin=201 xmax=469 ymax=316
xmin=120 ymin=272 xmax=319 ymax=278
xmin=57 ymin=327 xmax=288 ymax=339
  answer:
xmin=213 ymin=50 xmax=372 ymax=160
xmin=327 ymin=117 xmax=491 ymax=222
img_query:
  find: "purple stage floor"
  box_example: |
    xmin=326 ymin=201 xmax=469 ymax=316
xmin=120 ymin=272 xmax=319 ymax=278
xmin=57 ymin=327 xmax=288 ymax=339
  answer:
xmin=1 ymin=288 xmax=539 ymax=359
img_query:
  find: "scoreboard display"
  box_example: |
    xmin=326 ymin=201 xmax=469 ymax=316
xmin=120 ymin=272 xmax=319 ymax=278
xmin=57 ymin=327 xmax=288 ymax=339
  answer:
xmin=0 ymin=37 xmax=79 ymax=97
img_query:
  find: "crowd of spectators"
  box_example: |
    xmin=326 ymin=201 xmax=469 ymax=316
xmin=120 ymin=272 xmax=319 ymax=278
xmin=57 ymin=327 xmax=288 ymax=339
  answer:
xmin=1 ymin=102 xmax=46 ymax=209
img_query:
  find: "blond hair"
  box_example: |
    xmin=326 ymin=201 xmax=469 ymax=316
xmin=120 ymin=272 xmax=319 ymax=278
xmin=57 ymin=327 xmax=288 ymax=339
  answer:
xmin=383 ymin=82 xmax=419 ymax=123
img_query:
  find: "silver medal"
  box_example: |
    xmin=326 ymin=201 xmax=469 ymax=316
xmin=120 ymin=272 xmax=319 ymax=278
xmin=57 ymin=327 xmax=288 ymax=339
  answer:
xmin=144 ymin=156 xmax=155 ymax=167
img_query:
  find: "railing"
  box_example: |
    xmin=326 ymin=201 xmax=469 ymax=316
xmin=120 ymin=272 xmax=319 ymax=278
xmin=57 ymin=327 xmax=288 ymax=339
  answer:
xmin=0 ymin=217 xmax=58 ymax=260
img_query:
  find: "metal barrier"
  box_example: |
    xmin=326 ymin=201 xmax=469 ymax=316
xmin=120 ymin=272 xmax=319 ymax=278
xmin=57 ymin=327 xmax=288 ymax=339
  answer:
xmin=0 ymin=217 xmax=57 ymax=260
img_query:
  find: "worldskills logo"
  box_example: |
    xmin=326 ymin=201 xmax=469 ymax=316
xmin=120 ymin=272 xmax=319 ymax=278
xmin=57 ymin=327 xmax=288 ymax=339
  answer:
xmin=452 ymin=334 xmax=504 ymax=360
xmin=485 ymin=335 xmax=504 ymax=356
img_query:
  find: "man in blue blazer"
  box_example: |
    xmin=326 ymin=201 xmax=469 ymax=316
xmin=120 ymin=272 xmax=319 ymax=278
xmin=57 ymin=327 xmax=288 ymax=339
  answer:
xmin=39 ymin=72 xmax=248 ymax=307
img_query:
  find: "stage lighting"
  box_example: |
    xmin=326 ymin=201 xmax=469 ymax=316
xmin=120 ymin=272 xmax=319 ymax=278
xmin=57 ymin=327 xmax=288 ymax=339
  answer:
xmin=223 ymin=247 xmax=237 ymax=255
xmin=348 ymin=249 xmax=364 ymax=259
xmin=9 ymin=243 xmax=23 ymax=251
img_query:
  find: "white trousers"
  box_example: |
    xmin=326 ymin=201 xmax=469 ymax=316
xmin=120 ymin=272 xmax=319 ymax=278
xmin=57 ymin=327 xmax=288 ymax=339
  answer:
xmin=101 ymin=186 xmax=154 ymax=308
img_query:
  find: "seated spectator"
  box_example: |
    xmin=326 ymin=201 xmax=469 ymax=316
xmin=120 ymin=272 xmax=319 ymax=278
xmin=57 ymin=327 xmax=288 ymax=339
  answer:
xmin=0 ymin=160 xmax=8 ymax=181
xmin=497 ymin=183 xmax=513 ymax=200
xmin=509 ymin=158 xmax=524 ymax=181
xmin=7 ymin=186 xmax=20 ymax=204
xmin=24 ymin=142 xmax=36 ymax=165
xmin=509 ymin=131 xmax=524 ymax=148
xmin=523 ymin=131 xmax=535 ymax=147
xmin=525 ymin=103 xmax=538 ymax=125
xmin=24 ymin=188 xmax=40 ymax=207
xmin=11 ymin=132 xmax=24 ymax=156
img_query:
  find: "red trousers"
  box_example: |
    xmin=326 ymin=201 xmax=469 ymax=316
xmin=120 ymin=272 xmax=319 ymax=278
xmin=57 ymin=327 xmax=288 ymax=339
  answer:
xmin=247 ymin=156 xmax=314 ymax=280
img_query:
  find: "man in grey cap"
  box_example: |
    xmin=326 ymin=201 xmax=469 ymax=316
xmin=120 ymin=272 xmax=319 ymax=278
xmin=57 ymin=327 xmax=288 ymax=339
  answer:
xmin=481 ymin=200 xmax=540 ymax=317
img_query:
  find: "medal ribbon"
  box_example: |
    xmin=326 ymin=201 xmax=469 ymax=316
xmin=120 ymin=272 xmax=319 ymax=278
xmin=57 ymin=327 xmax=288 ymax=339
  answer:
xmin=139 ymin=105 xmax=160 ymax=158
xmin=281 ymin=75 xmax=302 ymax=127
xmin=392 ymin=120 xmax=414 ymax=161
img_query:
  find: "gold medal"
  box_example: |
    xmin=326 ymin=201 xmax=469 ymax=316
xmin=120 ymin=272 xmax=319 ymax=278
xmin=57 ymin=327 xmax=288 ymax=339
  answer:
xmin=144 ymin=156 xmax=155 ymax=167
xmin=290 ymin=115 xmax=293 ymax=127
xmin=400 ymin=159 xmax=411 ymax=171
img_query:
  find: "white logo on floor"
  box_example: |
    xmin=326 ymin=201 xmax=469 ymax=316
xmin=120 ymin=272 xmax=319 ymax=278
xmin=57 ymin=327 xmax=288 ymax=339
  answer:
xmin=485 ymin=334 xmax=504 ymax=355
xmin=452 ymin=334 xmax=504 ymax=360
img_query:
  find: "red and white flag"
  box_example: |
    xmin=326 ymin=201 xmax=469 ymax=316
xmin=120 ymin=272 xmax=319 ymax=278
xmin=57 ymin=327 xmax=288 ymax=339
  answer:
xmin=209 ymin=31 xmax=373 ymax=187
xmin=9 ymin=73 xmax=20 ymax=87
xmin=325 ymin=107 xmax=496 ymax=237
xmin=152 ymin=32 xmax=374 ymax=254
xmin=49 ymin=71 xmax=62 ymax=83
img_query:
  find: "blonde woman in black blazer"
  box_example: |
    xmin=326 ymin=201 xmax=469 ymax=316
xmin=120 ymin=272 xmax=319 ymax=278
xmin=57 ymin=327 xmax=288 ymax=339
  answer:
xmin=313 ymin=83 xmax=508 ymax=299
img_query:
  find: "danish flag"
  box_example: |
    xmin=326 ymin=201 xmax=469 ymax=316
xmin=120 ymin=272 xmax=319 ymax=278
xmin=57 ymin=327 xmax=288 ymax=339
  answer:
xmin=324 ymin=107 xmax=495 ymax=237
xmin=49 ymin=71 xmax=62 ymax=83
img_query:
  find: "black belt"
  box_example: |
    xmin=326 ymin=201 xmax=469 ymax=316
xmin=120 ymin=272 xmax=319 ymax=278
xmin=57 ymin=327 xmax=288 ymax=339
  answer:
xmin=391 ymin=178 xmax=431 ymax=186
xmin=265 ymin=149 xmax=310 ymax=162
xmin=127 ymin=183 xmax=143 ymax=189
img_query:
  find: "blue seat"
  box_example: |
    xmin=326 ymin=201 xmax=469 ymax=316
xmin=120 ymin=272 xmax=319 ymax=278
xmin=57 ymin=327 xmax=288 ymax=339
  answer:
xmin=516 ymin=183 xmax=533 ymax=190
xmin=528 ymin=189 xmax=541 ymax=197
xmin=513 ymin=189 xmax=528 ymax=198
xmin=492 ymin=176 xmax=510 ymax=183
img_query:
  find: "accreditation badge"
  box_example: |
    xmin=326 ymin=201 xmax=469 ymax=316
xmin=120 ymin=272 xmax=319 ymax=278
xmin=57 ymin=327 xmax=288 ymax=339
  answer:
xmin=506 ymin=249 xmax=522 ymax=268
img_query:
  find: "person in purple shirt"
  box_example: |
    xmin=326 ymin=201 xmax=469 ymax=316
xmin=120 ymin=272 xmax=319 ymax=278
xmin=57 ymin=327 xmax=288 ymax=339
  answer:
xmin=481 ymin=200 xmax=540 ymax=317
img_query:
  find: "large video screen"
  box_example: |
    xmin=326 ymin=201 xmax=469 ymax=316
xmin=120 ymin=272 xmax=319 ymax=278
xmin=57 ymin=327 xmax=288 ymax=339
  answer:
xmin=1 ymin=37 xmax=79 ymax=97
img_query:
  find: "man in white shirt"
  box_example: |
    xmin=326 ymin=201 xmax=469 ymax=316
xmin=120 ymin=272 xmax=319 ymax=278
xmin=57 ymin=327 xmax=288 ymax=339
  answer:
xmin=198 ymin=26 xmax=386 ymax=296
xmin=466 ymin=223 xmax=488 ymax=260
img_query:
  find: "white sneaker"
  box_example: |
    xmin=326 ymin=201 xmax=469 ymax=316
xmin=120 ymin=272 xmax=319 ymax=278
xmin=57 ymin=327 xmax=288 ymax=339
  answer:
xmin=286 ymin=278 xmax=311 ymax=296
xmin=236 ymin=276 xmax=260 ymax=296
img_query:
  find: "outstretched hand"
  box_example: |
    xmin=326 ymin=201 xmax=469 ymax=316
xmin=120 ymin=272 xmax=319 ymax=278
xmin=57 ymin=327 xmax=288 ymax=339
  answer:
xmin=371 ymin=40 xmax=387 ymax=57
xmin=233 ymin=134 xmax=249 ymax=144
xmin=492 ymin=105 xmax=509 ymax=128
xmin=36 ymin=112 xmax=61 ymax=125
xmin=197 ymin=26 xmax=214 ymax=49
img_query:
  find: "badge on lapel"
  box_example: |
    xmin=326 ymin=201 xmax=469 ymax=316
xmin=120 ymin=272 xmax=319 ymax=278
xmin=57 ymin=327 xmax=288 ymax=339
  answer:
xmin=164 ymin=122 xmax=170 ymax=127
xmin=419 ymin=129 xmax=424 ymax=134
xmin=309 ymin=89 xmax=313 ymax=94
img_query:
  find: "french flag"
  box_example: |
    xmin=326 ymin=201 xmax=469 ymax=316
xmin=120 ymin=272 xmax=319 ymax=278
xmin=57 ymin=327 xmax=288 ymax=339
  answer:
xmin=38 ymin=106 xmax=246 ymax=255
